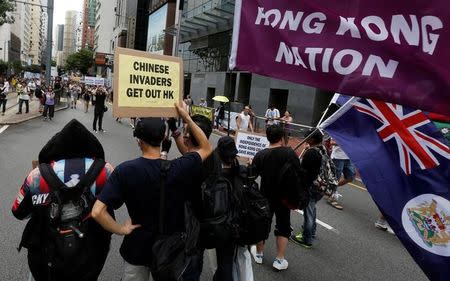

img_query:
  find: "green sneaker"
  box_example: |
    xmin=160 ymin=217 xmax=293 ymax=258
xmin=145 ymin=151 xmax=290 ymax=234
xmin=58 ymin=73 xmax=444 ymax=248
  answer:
xmin=290 ymin=233 xmax=312 ymax=249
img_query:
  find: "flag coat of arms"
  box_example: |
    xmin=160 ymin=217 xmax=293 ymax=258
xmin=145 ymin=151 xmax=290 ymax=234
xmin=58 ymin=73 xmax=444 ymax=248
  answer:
xmin=321 ymin=97 xmax=450 ymax=281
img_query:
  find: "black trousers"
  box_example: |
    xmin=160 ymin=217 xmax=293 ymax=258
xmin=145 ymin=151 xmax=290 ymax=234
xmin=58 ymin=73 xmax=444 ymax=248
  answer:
xmin=93 ymin=109 xmax=104 ymax=130
xmin=0 ymin=99 xmax=6 ymax=113
xmin=43 ymin=105 xmax=55 ymax=118
xmin=213 ymin=244 xmax=236 ymax=281
xmin=18 ymin=99 xmax=29 ymax=113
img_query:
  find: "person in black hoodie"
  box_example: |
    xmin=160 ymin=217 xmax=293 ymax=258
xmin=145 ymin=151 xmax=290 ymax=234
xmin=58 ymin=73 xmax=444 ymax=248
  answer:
xmin=12 ymin=119 xmax=114 ymax=281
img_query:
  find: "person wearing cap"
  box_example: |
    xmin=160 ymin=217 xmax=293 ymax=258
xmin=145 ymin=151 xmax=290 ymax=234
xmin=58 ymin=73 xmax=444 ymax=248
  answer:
xmin=91 ymin=103 xmax=212 ymax=281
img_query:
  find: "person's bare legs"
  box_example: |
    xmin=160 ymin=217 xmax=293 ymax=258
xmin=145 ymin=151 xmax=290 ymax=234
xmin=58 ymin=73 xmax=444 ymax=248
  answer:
xmin=256 ymin=241 xmax=264 ymax=254
xmin=276 ymin=236 xmax=288 ymax=259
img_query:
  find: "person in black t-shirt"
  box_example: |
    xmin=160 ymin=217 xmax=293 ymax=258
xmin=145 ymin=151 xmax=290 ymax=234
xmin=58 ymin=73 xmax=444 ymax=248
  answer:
xmin=251 ymin=124 xmax=299 ymax=271
xmin=92 ymin=86 xmax=107 ymax=133
xmin=291 ymin=129 xmax=323 ymax=248
xmin=91 ymin=104 xmax=212 ymax=281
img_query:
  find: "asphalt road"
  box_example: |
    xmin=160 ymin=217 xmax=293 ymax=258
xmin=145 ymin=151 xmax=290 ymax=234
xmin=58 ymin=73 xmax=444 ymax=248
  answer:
xmin=0 ymin=107 xmax=428 ymax=281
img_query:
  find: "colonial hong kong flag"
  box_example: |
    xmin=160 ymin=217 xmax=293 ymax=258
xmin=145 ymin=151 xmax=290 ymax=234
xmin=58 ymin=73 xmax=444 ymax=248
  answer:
xmin=320 ymin=97 xmax=450 ymax=281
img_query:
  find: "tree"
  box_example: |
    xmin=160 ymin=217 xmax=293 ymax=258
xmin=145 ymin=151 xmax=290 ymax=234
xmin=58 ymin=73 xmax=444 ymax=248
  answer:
xmin=0 ymin=60 xmax=7 ymax=75
xmin=65 ymin=49 xmax=94 ymax=75
xmin=0 ymin=0 xmax=15 ymax=26
xmin=9 ymin=60 xmax=22 ymax=74
xmin=51 ymin=60 xmax=57 ymax=67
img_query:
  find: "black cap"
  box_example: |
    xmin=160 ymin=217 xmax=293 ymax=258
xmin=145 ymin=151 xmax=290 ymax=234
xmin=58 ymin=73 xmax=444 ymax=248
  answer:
xmin=133 ymin=118 xmax=166 ymax=146
xmin=217 ymin=136 xmax=238 ymax=164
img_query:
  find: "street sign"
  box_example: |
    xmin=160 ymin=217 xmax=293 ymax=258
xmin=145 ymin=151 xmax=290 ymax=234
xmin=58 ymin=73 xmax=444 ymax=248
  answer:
xmin=113 ymin=47 xmax=183 ymax=117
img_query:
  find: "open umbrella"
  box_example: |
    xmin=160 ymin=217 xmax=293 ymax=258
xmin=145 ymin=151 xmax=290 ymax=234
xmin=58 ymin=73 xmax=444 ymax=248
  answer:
xmin=212 ymin=95 xmax=229 ymax=103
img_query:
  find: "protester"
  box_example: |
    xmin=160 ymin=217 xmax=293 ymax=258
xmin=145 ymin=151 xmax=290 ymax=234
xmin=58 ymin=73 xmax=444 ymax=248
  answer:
xmin=215 ymin=102 xmax=225 ymax=129
xmin=280 ymin=110 xmax=293 ymax=135
xmin=83 ymin=85 xmax=91 ymax=113
xmin=27 ymin=79 xmax=36 ymax=98
xmin=329 ymin=140 xmax=356 ymax=210
xmin=53 ymin=77 xmax=62 ymax=104
xmin=43 ymin=85 xmax=56 ymax=121
xmin=11 ymin=119 xmax=114 ymax=281
xmin=92 ymin=86 xmax=107 ymax=133
xmin=34 ymin=85 xmax=45 ymax=113
xmin=0 ymin=78 xmax=10 ymax=116
xmin=251 ymin=124 xmax=299 ymax=271
xmin=265 ymin=105 xmax=280 ymax=126
xmin=71 ymin=83 xmax=81 ymax=109
xmin=199 ymin=98 xmax=207 ymax=107
xmin=236 ymin=105 xmax=254 ymax=132
xmin=290 ymin=129 xmax=324 ymax=248
xmin=17 ymin=82 xmax=31 ymax=114
xmin=91 ymin=104 xmax=212 ymax=281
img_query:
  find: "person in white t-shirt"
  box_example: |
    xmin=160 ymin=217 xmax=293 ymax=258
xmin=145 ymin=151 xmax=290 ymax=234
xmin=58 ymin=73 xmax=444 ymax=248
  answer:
xmin=265 ymin=105 xmax=280 ymax=126
xmin=328 ymin=140 xmax=356 ymax=210
xmin=199 ymin=98 xmax=207 ymax=107
xmin=236 ymin=105 xmax=254 ymax=132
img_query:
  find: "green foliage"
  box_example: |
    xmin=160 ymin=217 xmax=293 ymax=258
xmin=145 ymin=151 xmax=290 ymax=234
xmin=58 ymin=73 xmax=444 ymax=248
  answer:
xmin=24 ymin=64 xmax=41 ymax=73
xmin=65 ymin=49 xmax=94 ymax=75
xmin=9 ymin=60 xmax=22 ymax=73
xmin=0 ymin=0 xmax=15 ymax=26
xmin=0 ymin=60 xmax=7 ymax=74
xmin=51 ymin=60 xmax=57 ymax=67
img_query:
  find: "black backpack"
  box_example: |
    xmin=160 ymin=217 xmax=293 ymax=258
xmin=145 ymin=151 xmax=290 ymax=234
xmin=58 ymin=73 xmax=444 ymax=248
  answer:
xmin=235 ymin=165 xmax=271 ymax=246
xmin=199 ymin=157 xmax=240 ymax=249
xmin=37 ymin=159 xmax=105 ymax=267
xmin=277 ymin=158 xmax=310 ymax=210
xmin=151 ymin=160 xmax=200 ymax=281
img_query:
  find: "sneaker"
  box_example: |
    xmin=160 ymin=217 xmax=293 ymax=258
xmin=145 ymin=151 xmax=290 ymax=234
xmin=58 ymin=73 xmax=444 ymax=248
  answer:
xmin=250 ymin=246 xmax=263 ymax=264
xmin=327 ymin=193 xmax=343 ymax=210
xmin=290 ymin=233 xmax=312 ymax=249
xmin=386 ymin=225 xmax=395 ymax=235
xmin=16 ymin=112 xmax=22 ymax=114
xmin=99 ymin=129 xmax=106 ymax=133
xmin=43 ymin=117 xmax=47 ymax=120
xmin=272 ymin=258 xmax=288 ymax=271
xmin=375 ymin=220 xmax=388 ymax=231
xmin=93 ymin=129 xmax=97 ymax=133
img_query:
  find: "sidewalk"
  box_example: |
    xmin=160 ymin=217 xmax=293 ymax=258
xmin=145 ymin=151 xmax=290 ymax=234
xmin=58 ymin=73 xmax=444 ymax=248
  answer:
xmin=0 ymin=98 xmax=67 ymax=125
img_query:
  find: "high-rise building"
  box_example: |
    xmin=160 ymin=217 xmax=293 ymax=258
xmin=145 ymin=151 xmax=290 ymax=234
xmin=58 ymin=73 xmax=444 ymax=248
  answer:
xmin=111 ymin=0 xmax=137 ymax=51
xmin=29 ymin=0 xmax=45 ymax=65
xmin=82 ymin=0 xmax=96 ymax=49
xmin=63 ymin=10 xmax=78 ymax=65
xmin=94 ymin=0 xmax=115 ymax=53
xmin=56 ymin=24 xmax=64 ymax=52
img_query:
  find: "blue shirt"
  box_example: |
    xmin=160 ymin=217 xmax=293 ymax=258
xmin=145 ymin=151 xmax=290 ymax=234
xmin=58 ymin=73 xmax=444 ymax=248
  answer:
xmin=98 ymin=152 xmax=202 ymax=265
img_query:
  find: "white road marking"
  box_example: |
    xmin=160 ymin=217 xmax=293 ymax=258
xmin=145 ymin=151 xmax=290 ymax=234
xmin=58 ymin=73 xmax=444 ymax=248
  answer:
xmin=295 ymin=209 xmax=339 ymax=234
xmin=0 ymin=125 xmax=9 ymax=134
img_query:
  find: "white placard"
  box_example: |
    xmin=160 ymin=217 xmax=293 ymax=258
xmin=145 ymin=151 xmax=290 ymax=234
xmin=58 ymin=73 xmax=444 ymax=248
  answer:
xmin=235 ymin=131 xmax=270 ymax=159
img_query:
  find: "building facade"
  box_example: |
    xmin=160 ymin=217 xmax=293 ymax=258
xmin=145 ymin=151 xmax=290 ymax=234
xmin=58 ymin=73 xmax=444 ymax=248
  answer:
xmin=28 ymin=0 xmax=46 ymax=65
xmin=56 ymin=24 xmax=64 ymax=52
xmin=63 ymin=10 xmax=78 ymax=65
xmin=82 ymin=0 xmax=96 ymax=49
xmin=94 ymin=0 xmax=115 ymax=54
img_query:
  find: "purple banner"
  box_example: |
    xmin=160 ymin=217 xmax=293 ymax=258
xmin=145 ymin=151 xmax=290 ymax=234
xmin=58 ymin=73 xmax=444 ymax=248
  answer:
xmin=230 ymin=0 xmax=450 ymax=115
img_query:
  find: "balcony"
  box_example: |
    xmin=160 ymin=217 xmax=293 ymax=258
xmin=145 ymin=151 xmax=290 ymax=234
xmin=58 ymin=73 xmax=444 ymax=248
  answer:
xmin=165 ymin=0 xmax=235 ymax=43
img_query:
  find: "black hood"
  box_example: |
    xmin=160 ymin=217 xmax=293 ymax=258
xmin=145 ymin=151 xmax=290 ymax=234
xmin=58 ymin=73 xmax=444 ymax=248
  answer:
xmin=38 ymin=119 xmax=105 ymax=164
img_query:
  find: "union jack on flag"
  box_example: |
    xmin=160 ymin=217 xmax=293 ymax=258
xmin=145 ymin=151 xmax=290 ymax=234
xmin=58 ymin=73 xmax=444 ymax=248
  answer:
xmin=353 ymin=99 xmax=450 ymax=175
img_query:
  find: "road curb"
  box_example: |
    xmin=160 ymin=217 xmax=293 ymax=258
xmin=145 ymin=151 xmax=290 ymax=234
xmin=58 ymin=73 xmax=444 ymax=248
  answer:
xmin=0 ymin=105 xmax=69 ymax=125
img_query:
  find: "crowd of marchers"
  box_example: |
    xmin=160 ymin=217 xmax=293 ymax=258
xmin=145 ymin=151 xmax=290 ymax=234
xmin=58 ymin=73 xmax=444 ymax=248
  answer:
xmin=11 ymin=98 xmax=376 ymax=281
